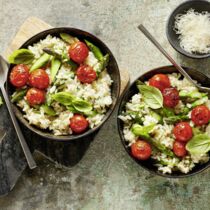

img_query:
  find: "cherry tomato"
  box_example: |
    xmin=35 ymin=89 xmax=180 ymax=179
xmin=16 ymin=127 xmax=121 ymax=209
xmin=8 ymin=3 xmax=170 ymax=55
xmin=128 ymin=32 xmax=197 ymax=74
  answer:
xmin=26 ymin=88 xmax=45 ymax=106
xmin=131 ymin=140 xmax=152 ymax=160
xmin=173 ymin=122 xmax=193 ymax=142
xmin=173 ymin=141 xmax=187 ymax=157
xmin=149 ymin=74 xmax=171 ymax=92
xmin=191 ymin=105 xmax=210 ymax=126
xmin=10 ymin=64 xmax=29 ymax=88
xmin=29 ymin=69 xmax=50 ymax=89
xmin=76 ymin=65 xmax=97 ymax=83
xmin=68 ymin=41 xmax=89 ymax=64
xmin=162 ymin=87 xmax=179 ymax=108
xmin=70 ymin=114 xmax=89 ymax=134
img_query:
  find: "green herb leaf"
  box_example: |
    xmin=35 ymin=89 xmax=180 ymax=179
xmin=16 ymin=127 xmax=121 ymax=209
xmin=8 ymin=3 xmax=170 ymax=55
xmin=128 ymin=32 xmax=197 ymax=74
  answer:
xmin=186 ymin=134 xmax=210 ymax=154
xmin=41 ymin=104 xmax=57 ymax=116
xmin=137 ymin=84 xmax=163 ymax=109
xmin=11 ymin=89 xmax=27 ymax=103
xmin=30 ymin=53 xmax=51 ymax=72
xmin=72 ymin=98 xmax=92 ymax=113
xmin=8 ymin=49 xmax=34 ymax=64
xmin=60 ymin=33 xmax=78 ymax=44
xmin=85 ymin=40 xmax=104 ymax=61
xmin=50 ymin=58 xmax=61 ymax=82
xmin=179 ymin=90 xmax=207 ymax=99
xmin=52 ymin=92 xmax=75 ymax=105
xmin=131 ymin=123 xmax=155 ymax=138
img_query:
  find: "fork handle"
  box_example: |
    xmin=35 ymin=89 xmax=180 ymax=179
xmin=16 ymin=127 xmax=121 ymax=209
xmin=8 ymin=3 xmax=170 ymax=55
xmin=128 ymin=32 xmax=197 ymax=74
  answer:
xmin=0 ymin=86 xmax=37 ymax=169
xmin=138 ymin=24 xmax=198 ymax=86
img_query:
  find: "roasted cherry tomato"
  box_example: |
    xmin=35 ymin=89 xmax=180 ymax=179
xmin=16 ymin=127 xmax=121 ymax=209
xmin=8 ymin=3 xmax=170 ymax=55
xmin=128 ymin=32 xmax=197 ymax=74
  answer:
xmin=10 ymin=64 xmax=29 ymax=88
xmin=191 ymin=105 xmax=210 ymax=126
xmin=173 ymin=122 xmax=193 ymax=142
xmin=131 ymin=140 xmax=152 ymax=160
xmin=70 ymin=114 xmax=89 ymax=134
xmin=162 ymin=87 xmax=179 ymax=108
xmin=68 ymin=41 xmax=89 ymax=64
xmin=26 ymin=88 xmax=45 ymax=106
xmin=29 ymin=69 xmax=50 ymax=89
xmin=76 ymin=65 xmax=97 ymax=83
xmin=173 ymin=141 xmax=187 ymax=157
xmin=149 ymin=74 xmax=171 ymax=92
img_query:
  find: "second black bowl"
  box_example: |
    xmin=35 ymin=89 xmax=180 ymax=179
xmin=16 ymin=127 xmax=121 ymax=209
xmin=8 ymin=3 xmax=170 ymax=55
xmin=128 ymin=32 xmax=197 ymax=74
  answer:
xmin=117 ymin=65 xmax=210 ymax=178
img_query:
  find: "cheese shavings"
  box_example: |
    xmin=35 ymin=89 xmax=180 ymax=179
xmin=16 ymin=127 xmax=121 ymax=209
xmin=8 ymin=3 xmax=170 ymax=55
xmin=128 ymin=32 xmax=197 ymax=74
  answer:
xmin=174 ymin=9 xmax=210 ymax=54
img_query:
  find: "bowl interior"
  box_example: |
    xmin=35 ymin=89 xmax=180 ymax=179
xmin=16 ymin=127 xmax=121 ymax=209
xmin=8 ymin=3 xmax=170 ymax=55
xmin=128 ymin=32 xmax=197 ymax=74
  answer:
xmin=166 ymin=0 xmax=210 ymax=59
xmin=118 ymin=65 xmax=210 ymax=178
xmin=7 ymin=28 xmax=120 ymax=141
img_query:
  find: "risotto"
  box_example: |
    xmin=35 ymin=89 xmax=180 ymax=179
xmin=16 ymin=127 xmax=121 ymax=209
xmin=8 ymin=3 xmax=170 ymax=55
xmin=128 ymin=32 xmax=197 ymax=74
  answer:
xmin=9 ymin=34 xmax=112 ymax=135
xmin=119 ymin=73 xmax=210 ymax=174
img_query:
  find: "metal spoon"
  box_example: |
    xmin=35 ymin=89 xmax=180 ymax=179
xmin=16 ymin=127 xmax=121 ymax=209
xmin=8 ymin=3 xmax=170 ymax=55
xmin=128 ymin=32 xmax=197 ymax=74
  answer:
xmin=138 ymin=24 xmax=210 ymax=93
xmin=0 ymin=55 xmax=37 ymax=169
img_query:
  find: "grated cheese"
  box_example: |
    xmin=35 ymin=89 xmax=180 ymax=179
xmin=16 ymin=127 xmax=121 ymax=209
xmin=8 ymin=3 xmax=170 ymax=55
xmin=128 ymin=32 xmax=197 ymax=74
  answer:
xmin=174 ymin=9 xmax=210 ymax=54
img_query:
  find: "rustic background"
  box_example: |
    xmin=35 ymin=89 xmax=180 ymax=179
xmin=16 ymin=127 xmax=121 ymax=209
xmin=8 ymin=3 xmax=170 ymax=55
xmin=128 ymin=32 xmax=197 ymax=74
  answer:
xmin=0 ymin=0 xmax=210 ymax=209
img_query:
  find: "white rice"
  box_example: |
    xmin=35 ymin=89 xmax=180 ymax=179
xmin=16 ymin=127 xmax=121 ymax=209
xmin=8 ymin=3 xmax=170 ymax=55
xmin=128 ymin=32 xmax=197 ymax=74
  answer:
xmin=17 ymin=35 xmax=113 ymax=135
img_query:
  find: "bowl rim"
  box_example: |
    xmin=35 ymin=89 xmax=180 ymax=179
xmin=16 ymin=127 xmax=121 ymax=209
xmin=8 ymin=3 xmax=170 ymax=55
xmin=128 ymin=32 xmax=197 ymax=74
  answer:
xmin=166 ymin=0 xmax=210 ymax=59
xmin=6 ymin=27 xmax=121 ymax=141
xmin=117 ymin=65 xmax=210 ymax=178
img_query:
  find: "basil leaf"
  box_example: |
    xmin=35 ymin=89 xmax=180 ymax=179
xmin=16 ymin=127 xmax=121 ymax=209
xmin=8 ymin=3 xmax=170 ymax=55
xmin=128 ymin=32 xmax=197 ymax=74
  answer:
xmin=50 ymin=58 xmax=61 ymax=82
xmin=30 ymin=53 xmax=51 ymax=72
xmin=8 ymin=49 xmax=34 ymax=64
xmin=60 ymin=33 xmax=78 ymax=44
xmin=137 ymin=85 xmax=163 ymax=109
xmin=41 ymin=104 xmax=56 ymax=116
xmin=52 ymin=92 xmax=75 ymax=105
xmin=131 ymin=123 xmax=155 ymax=138
xmin=11 ymin=89 xmax=27 ymax=103
xmin=186 ymin=134 xmax=210 ymax=154
xmin=72 ymin=98 xmax=92 ymax=113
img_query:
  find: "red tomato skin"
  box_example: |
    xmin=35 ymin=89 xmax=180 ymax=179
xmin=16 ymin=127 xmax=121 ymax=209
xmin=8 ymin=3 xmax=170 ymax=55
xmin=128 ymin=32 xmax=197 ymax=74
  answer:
xmin=191 ymin=105 xmax=210 ymax=126
xmin=76 ymin=65 xmax=97 ymax=84
xmin=173 ymin=122 xmax=193 ymax=142
xmin=131 ymin=140 xmax=152 ymax=160
xmin=70 ymin=114 xmax=89 ymax=134
xmin=173 ymin=141 xmax=187 ymax=157
xmin=162 ymin=87 xmax=180 ymax=108
xmin=29 ymin=69 xmax=50 ymax=89
xmin=26 ymin=88 xmax=45 ymax=106
xmin=10 ymin=64 xmax=29 ymax=88
xmin=68 ymin=41 xmax=89 ymax=64
xmin=149 ymin=74 xmax=171 ymax=92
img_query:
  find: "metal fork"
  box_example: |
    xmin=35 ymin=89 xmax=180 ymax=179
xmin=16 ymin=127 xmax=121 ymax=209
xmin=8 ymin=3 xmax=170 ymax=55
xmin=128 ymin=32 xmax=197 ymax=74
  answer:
xmin=0 ymin=55 xmax=36 ymax=169
xmin=138 ymin=24 xmax=210 ymax=93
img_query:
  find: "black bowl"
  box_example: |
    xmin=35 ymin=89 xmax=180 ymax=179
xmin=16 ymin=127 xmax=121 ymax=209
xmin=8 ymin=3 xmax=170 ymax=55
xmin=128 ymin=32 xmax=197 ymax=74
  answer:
xmin=166 ymin=0 xmax=210 ymax=59
xmin=117 ymin=65 xmax=210 ymax=178
xmin=6 ymin=28 xmax=120 ymax=141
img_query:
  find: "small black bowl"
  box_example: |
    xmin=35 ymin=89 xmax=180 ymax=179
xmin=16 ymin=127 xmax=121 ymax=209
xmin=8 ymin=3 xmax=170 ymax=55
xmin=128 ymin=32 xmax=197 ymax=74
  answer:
xmin=166 ymin=0 xmax=210 ymax=59
xmin=6 ymin=28 xmax=120 ymax=141
xmin=117 ymin=65 xmax=210 ymax=178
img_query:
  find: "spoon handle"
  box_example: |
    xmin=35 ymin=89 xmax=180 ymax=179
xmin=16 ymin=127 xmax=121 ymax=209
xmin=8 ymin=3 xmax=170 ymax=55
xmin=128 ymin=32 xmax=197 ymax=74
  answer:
xmin=0 ymin=86 xmax=37 ymax=169
xmin=138 ymin=24 xmax=196 ymax=85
